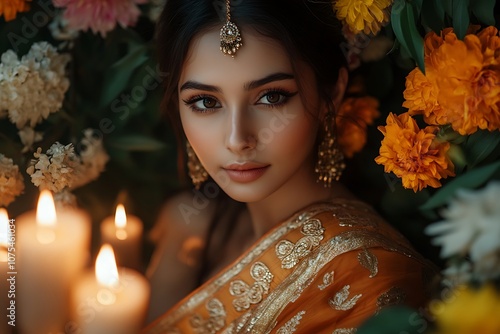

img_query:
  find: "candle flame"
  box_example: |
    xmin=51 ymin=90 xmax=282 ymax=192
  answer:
xmin=0 ymin=208 xmax=9 ymax=247
xmin=115 ymin=204 xmax=127 ymax=228
xmin=96 ymin=244 xmax=120 ymax=289
xmin=36 ymin=190 xmax=56 ymax=244
xmin=114 ymin=204 xmax=128 ymax=240
xmin=36 ymin=190 xmax=57 ymax=227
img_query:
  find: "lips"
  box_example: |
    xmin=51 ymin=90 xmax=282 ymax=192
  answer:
xmin=222 ymin=162 xmax=270 ymax=183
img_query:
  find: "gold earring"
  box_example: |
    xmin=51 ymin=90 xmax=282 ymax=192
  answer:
xmin=186 ymin=142 xmax=208 ymax=189
xmin=315 ymin=112 xmax=345 ymax=187
xmin=220 ymin=0 xmax=242 ymax=57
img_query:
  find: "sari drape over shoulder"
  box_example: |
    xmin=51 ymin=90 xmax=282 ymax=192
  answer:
xmin=144 ymin=199 xmax=436 ymax=334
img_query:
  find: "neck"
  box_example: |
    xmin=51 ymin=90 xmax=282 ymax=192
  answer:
xmin=245 ymin=166 xmax=351 ymax=240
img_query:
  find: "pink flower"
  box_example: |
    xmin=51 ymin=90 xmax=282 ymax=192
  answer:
xmin=53 ymin=0 xmax=148 ymax=37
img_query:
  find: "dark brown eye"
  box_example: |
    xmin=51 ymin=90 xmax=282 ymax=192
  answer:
xmin=202 ymin=98 xmax=217 ymax=108
xmin=265 ymin=93 xmax=281 ymax=104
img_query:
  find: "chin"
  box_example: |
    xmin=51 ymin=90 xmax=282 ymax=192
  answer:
xmin=220 ymin=183 xmax=273 ymax=203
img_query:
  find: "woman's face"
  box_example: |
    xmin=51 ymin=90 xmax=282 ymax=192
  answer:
xmin=178 ymin=28 xmax=322 ymax=203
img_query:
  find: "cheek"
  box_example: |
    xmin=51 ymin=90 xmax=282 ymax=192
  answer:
xmin=262 ymin=112 xmax=318 ymax=157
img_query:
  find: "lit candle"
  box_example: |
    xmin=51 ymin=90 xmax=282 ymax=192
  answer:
xmin=101 ymin=204 xmax=143 ymax=270
xmin=16 ymin=190 xmax=91 ymax=334
xmin=71 ymin=244 xmax=150 ymax=334
xmin=0 ymin=208 xmax=13 ymax=334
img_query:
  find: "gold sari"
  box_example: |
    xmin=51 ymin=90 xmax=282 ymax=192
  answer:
xmin=144 ymin=199 xmax=436 ymax=333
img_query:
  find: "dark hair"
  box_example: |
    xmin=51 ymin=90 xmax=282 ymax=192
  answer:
xmin=156 ymin=0 xmax=347 ymax=170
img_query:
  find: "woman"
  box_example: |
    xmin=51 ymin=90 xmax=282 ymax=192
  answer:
xmin=144 ymin=0 xmax=436 ymax=333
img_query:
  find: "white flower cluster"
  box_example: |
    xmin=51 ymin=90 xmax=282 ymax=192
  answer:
xmin=426 ymin=181 xmax=500 ymax=284
xmin=27 ymin=142 xmax=80 ymax=193
xmin=0 ymin=41 xmax=71 ymax=129
xmin=0 ymin=154 xmax=25 ymax=207
xmin=27 ymin=130 xmax=109 ymax=196
xmin=72 ymin=129 xmax=110 ymax=189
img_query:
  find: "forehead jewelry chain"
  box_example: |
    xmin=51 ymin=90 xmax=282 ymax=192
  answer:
xmin=220 ymin=0 xmax=242 ymax=57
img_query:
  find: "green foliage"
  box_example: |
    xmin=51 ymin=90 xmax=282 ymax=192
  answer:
xmin=391 ymin=0 xmax=425 ymax=72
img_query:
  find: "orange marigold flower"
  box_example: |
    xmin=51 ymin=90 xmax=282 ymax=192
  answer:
xmin=477 ymin=26 xmax=500 ymax=66
xmin=402 ymin=67 xmax=443 ymax=119
xmin=431 ymin=32 xmax=500 ymax=135
xmin=375 ymin=113 xmax=455 ymax=192
xmin=403 ymin=27 xmax=500 ymax=135
xmin=336 ymin=96 xmax=380 ymax=158
xmin=423 ymin=28 xmax=454 ymax=57
xmin=0 ymin=0 xmax=30 ymax=21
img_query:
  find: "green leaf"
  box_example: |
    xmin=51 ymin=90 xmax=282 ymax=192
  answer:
xmin=107 ymin=135 xmax=166 ymax=151
xmin=471 ymin=0 xmax=496 ymax=26
xmin=99 ymin=44 xmax=149 ymax=108
xmin=411 ymin=0 xmax=423 ymax=17
xmin=391 ymin=0 xmax=425 ymax=72
xmin=420 ymin=160 xmax=500 ymax=211
xmin=452 ymin=0 xmax=470 ymax=39
xmin=358 ymin=306 xmax=426 ymax=334
xmin=421 ymin=0 xmax=446 ymax=33
xmin=443 ymin=0 xmax=453 ymax=17
xmin=464 ymin=130 xmax=500 ymax=168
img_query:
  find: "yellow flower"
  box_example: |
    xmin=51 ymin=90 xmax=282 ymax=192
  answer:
xmin=0 ymin=0 xmax=31 ymax=22
xmin=430 ymin=285 xmax=500 ymax=334
xmin=375 ymin=112 xmax=455 ymax=192
xmin=334 ymin=0 xmax=393 ymax=35
xmin=336 ymin=96 xmax=380 ymax=158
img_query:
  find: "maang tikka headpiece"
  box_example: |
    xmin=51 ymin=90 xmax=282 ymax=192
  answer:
xmin=220 ymin=0 xmax=242 ymax=56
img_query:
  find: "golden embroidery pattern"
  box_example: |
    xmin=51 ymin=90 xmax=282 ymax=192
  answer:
xmin=190 ymin=298 xmax=226 ymax=334
xmin=318 ymin=271 xmax=335 ymax=290
xmin=333 ymin=328 xmax=357 ymax=334
xmin=357 ymin=248 xmax=378 ymax=278
xmin=276 ymin=310 xmax=306 ymax=334
xmin=230 ymin=262 xmax=274 ymax=312
xmin=329 ymin=285 xmax=362 ymax=311
xmin=276 ymin=218 xmax=325 ymax=269
xmin=144 ymin=200 xmax=429 ymax=334
xmin=376 ymin=286 xmax=407 ymax=311
xmin=332 ymin=202 xmax=376 ymax=228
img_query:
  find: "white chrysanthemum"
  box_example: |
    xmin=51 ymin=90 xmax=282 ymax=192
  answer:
xmin=0 ymin=154 xmax=25 ymax=207
xmin=26 ymin=142 xmax=80 ymax=193
xmin=441 ymin=261 xmax=472 ymax=288
xmin=0 ymin=42 xmax=71 ymax=129
xmin=72 ymin=129 xmax=109 ymax=189
xmin=426 ymin=181 xmax=500 ymax=280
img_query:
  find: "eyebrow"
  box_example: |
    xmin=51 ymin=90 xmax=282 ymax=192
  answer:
xmin=179 ymin=72 xmax=295 ymax=93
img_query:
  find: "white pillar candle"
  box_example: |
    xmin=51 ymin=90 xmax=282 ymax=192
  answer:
xmin=0 ymin=208 xmax=13 ymax=334
xmin=71 ymin=244 xmax=150 ymax=334
xmin=101 ymin=204 xmax=143 ymax=270
xmin=16 ymin=190 xmax=91 ymax=334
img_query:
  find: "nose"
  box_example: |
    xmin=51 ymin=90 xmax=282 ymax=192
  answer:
xmin=225 ymin=105 xmax=257 ymax=154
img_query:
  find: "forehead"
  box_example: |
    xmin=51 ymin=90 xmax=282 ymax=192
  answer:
xmin=179 ymin=27 xmax=293 ymax=87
